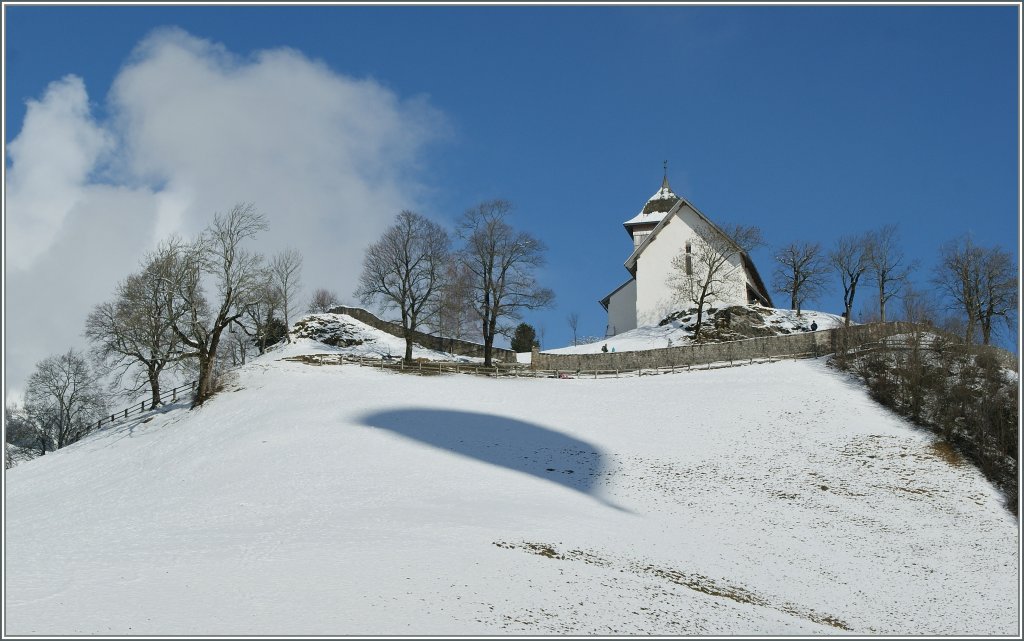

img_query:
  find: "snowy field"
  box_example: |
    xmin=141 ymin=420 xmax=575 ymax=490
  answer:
xmin=3 ymin=348 xmax=1019 ymax=635
xmin=546 ymin=307 xmax=845 ymax=355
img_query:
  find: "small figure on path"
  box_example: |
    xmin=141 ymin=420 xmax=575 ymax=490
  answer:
xmin=810 ymin=321 xmax=818 ymax=331
xmin=601 ymin=344 xmax=608 ymax=353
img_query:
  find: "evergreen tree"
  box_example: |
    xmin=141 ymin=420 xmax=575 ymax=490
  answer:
xmin=511 ymin=323 xmax=538 ymax=352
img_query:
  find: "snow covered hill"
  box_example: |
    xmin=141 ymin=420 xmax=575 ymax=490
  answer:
xmin=3 ymin=343 xmax=1019 ymax=635
xmin=286 ymin=312 xmax=483 ymax=362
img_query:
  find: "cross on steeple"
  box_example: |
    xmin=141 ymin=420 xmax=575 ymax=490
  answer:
xmin=662 ymin=160 xmax=670 ymax=190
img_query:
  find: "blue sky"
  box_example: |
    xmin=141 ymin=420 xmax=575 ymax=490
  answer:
xmin=3 ymin=4 xmax=1020 ymax=397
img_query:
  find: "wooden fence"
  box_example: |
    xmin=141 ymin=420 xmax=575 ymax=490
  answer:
xmin=93 ymin=380 xmax=196 ymax=431
xmin=286 ymin=351 xmax=819 ymax=380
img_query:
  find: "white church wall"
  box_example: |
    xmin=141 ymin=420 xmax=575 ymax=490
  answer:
xmin=605 ymin=279 xmax=637 ymax=336
xmin=634 ymin=204 xmax=749 ymax=326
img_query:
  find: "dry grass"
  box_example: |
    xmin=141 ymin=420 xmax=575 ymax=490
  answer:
xmin=493 ymin=540 xmax=853 ymax=631
xmin=928 ymin=441 xmax=965 ymax=467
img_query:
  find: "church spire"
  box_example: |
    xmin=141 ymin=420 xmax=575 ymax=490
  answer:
xmin=662 ymin=160 xmax=670 ymax=191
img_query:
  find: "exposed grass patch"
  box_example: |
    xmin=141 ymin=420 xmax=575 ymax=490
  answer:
xmin=493 ymin=540 xmax=853 ymax=631
xmin=927 ymin=441 xmax=965 ymax=467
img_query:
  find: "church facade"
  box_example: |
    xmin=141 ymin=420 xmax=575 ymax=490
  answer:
xmin=600 ymin=175 xmax=773 ymax=336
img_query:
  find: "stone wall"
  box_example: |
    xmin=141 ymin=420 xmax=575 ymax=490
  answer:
xmin=531 ymin=322 xmax=919 ymax=371
xmin=328 ymin=305 xmax=518 ymax=362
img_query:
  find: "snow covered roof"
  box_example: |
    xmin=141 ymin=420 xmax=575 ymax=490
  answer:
xmin=623 ymin=175 xmax=680 ymax=229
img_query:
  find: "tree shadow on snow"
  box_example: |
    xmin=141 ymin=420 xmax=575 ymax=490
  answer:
xmin=359 ymin=408 xmax=628 ymax=512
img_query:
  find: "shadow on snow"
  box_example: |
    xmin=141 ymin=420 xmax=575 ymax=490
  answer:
xmin=359 ymin=408 xmax=627 ymax=511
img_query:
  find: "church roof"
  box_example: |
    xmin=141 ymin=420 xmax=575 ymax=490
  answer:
xmin=599 ymin=277 xmax=636 ymax=310
xmin=623 ymin=175 xmax=680 ymax=229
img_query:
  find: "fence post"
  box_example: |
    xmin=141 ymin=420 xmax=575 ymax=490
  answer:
xmin=124 ymin=408 xmax=128 ymax=419
xmin=141 ymin=401 xmax=145 ymax=413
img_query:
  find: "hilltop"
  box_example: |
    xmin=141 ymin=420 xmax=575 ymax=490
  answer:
xmin=3 ymin=331 xmax=1018 ymax=635
xmin=546 ymin=305 xmax=845 ymax=355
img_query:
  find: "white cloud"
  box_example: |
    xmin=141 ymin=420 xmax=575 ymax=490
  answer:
xmin=6 ymin=75 xmax=114 ymax=271
xmin=4 ymin=28 xmax=445 ymax=403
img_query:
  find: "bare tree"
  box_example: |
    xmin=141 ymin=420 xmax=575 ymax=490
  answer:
xmin=829 ymin=233 xmax=871 ymax=328
xmin=270 ymin=248 xmax=303 ymax=342
xmin=865 ymin=224 xmax=915 ymax=323
xmin=976 ymin=245 xmax=1017 ymax=346
xmin=934 ymin=236 xmax=1017 ymax=345
xmin=307 ymin=288 xmax=341 ymax=314
xmin=667 ymin=223 xmax=763 ymax=338
xmin=85 ymin=240 xmax=188 ymax=409
xmin=5 ymin=404 xmax=40 ymax=458
xmin=772 ymin=240 xmax=828 ymax=316
xmin=355 ymin=210 xmax=451 ymax=363
xmin=243 ymin=276 xmax=286 ymax=355
xmin=167 ymin=203 xmax=269 ymax=407
xmin=458 ymin=200 xmax=554 ymax=366
xmin=24 ymin=349 xmax=106 ymax=451
xmin=567 ymin=312 xmax=580 ymax=347
xmin=431 ymin=261 xmax=480 ymax=350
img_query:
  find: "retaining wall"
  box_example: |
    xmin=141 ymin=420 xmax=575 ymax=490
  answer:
xmin=531 ymin=322 xmax=919 ymax=371
xmin=328 ymin=305 xmax=518 ymax=362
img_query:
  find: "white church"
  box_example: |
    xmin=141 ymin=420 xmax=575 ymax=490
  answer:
xmin=600 ymin=173 xmax=773 ymax=336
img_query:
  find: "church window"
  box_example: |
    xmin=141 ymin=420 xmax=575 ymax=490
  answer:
xmin=685 ymin=242 xmax=692 ymax=275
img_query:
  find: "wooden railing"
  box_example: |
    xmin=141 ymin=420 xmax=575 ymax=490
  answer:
xmin=93 ymin=380 xmax=196 ymax=431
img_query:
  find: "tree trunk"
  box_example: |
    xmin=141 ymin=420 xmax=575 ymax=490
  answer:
xmin=193 ymin=331 xmax=221 ymax=408
xmin=149 ymin=372 xmax=161 ymax=410
xmin=483 ymin=314 xmax=497 ymax=367
xmin=404 ymin=332 xmax=414 ymax=363
xmin=981 ymin=317 xmax=992 ymax=345
xmin=483 ymin=334 xmax=494 ymax=367
xmin=193 ymin=353 xmax=213 ymax=408
xmin=844 ymin=278 xmax=859 ymax=328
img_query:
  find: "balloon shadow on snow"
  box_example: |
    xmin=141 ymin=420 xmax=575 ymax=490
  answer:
xmin=359 ymin=408 xmax=628 ymax=512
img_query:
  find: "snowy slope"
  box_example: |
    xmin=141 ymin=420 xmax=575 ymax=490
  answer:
xmin=546 ymin=306 xmax=845 ymax=355
xmin=3 ymin=349 xmax=1018 ymax=635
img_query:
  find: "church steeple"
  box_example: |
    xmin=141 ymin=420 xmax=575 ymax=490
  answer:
xmin=621 ymin=164 xmax=682 ymax=240
xmin=640 ymin=163 xmax=679 ymax=215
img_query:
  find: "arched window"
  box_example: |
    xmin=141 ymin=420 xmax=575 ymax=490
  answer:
xmin=684 ymin=241 xmax=692 ymax=275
